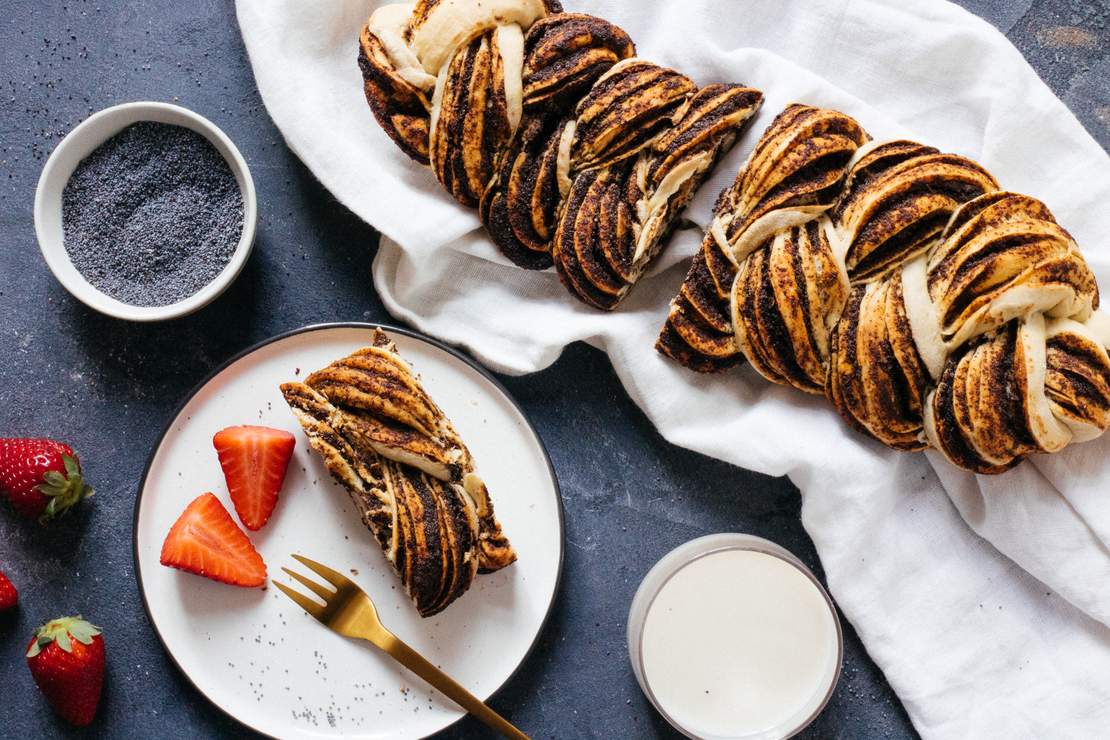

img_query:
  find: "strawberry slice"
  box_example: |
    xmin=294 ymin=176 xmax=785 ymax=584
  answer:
xmin=212 ymin=425 xmax=295 ymax=531
xmin=159 ymin=493 xmax=267 ymax=587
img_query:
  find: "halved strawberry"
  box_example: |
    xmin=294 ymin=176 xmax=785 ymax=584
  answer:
xmin=213 ymin=426 xmax=295 ymax=531
xmin=159 ymin=493 xmax=266 ymax=587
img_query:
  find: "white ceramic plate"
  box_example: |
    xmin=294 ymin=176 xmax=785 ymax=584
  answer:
xmin=134 ymin=324 xmax=563 ymax=739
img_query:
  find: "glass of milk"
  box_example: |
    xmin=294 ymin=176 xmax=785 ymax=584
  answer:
xmin=627 ymin=533 xmax=842 ymax=739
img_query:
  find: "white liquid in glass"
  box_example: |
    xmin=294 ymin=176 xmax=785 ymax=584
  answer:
xmin=640 ymin=549 xmax=839 ymax=738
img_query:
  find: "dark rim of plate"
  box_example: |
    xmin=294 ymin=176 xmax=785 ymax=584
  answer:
xmin=131 ymin=321 xmax=566 ymax=739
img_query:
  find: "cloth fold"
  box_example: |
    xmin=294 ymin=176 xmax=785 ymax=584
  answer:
xmin=236 ymin=0 xmax=1110 ymax=735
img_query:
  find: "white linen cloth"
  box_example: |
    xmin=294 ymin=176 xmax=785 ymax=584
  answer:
xmin=236 ymin=1 xmax=1110 ymax=735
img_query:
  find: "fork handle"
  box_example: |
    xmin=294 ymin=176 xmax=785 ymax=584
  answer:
xmin=368 ymin=633 xmax=529 ymax=740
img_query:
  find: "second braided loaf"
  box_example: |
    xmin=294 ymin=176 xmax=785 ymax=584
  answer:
xmin=658 ymin=104 xmax=1110 ymax=474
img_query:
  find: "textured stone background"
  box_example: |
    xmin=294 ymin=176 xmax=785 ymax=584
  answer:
xmin=0 ymin=1 xmax=1105 ymax=737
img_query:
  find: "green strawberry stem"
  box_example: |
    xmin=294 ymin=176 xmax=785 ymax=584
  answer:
xmin=36 ymin=454 xmax=94 ymax=522
xmin=27 ymin=617 xmax=101 ymax=658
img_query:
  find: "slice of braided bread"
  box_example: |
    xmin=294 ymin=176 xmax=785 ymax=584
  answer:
xmin=658 ymin=104 xmax=1110 ymax=474
xmin=281 ymin=328 xmax=513 ymax=617
xmin=359 ymin=1 xmax=763 ymax=309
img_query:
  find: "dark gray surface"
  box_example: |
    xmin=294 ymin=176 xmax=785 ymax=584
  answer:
xmin=0 ymin=1 xmax=1105 ymax=738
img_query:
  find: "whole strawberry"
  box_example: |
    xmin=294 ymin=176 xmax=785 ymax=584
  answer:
xmin=26 ymin=617 xmax=105 ymax=727
xmin=0 ymin=570 xmax=17 ymax=611
xmin=0 ymin=438 xmax=93 ymax=521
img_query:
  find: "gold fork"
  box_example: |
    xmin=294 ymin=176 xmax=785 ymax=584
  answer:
xmin=274 ymin=554 xmax=528 ymax=740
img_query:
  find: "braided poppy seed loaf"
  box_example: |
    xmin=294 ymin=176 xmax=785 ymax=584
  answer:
xmin=358 ymin=0 xmax=763 ymax=309
xmin=658 ymin=104 xmax=1110 ymax=474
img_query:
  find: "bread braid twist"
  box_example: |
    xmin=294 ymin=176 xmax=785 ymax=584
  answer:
xmin=658 ymin=104 xmax=1110 ymax=474
xmin=359 ymin=0 xmax=763 ymax=308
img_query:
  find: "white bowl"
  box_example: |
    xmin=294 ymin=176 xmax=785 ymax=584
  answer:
xmin=34 ymin=101 xmax=258 ymax=321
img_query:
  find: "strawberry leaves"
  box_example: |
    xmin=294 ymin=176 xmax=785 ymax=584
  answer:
xmin=35 ymin=454 xmax=94 ymax=522
xmin=27 ymin=617 xmax=102 ymax=657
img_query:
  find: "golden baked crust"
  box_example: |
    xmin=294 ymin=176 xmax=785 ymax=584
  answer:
xmin=357 ymin=2 xmax=762 ymax=308
xmin=658 ymin=105 xmax=868 ymax=371
xmin=358 ymin=24 xmax=432 ymax=164
xmin=658 ymin=104 xmax=1110 ymax=474
xmin=551 ymin=76 xmax=764 ymax=309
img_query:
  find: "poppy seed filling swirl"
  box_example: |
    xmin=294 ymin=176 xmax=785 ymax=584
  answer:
xmin=658 ymin=104 xmax=1110 ymax=474
xmin=281 ymin=329 xmax=515 ymax=617
xmin=358 ymin=0 xmax=764 ymax=309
